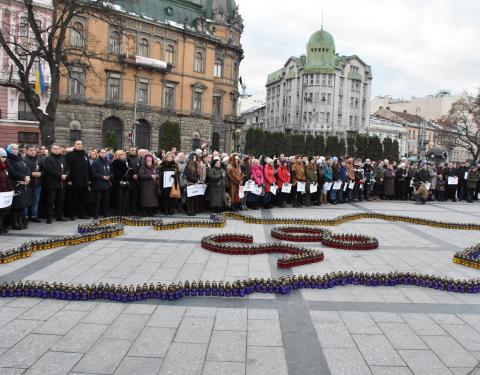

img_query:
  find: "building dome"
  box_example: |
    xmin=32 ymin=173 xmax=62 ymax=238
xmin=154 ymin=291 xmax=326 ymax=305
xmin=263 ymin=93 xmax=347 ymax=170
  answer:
xmin=307 ymin=29 xmax=335 ymax=53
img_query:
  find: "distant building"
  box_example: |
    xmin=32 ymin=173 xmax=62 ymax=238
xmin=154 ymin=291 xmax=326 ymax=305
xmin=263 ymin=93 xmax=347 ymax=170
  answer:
xmin=238 ymin=104 xmax=265 ymax=151
xmin=368 ymin=115 xmax=407 ymax=158
xmin=371 ymin=91 xmax=465 ymax=122
xmin=264 ymin=27 xmax=372 ymax=138
xmin=0 ymin=0 xmax=52 ymax=146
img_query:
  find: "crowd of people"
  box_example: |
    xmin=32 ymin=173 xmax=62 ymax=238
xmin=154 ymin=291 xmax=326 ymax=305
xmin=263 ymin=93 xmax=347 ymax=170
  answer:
xmin=0 ymin=140 xmax=479 ymax=234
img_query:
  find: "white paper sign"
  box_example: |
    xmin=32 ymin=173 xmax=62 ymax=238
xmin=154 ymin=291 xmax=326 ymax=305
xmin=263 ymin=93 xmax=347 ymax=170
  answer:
xmin=359 ymin=184 xmax=364 ymax=189
xmin=425 ymin=182 xmax=431 ymax=190
xmin=281 ymin=183 xmax=292 ymax=194
xmin=270 ymin=184 xmax=278 ymax=195
xmin=448 ymin=176 xmax=458 ymax=185
xmin=0 ymin=191 xmax=13 ymax=209
xmin=252 ymin=184 xmax=263 ymax=195
xmin=343 ymin=183 xmax=348 ymax=191
xmin=323 ymin=182 xmax=333 ymax=191
xmin=465 ymin=172 xmax=469 ymax=179
xmin=410 ymin=180 xmax=414 ymax=187
xmin=244 ymin=180 xmax=254 ymax=192
xmin=332 ymin=181 xmax=342 ymax=190
xmin=163 ymin=171 xmax=175 ymax=188
xmin=239 ymin=185 xmax=245 ymax=199
xmin=297 ymin=182 xmax=306 ymax=192
xmin=187 ymin=184 xmax=205 ymax=197
xmin=309 ymin=183 xmax=318 ymax=194
xmin=348 ymin=181 xmax=355 ymax=189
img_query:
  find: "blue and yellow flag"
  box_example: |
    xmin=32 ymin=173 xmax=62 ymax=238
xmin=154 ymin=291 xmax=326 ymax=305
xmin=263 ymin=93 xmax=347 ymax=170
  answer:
xmin=34 ymin=62 xmax=45 ymax=95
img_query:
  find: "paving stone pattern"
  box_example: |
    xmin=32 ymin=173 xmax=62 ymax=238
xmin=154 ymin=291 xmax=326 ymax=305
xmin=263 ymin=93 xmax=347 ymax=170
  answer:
xmin=0 ymin=201 xmax=480 ymax=374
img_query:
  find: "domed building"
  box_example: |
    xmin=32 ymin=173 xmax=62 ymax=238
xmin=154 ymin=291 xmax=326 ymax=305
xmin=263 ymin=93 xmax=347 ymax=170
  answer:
xmin=265 ymin=28 xmax=372 ymax=140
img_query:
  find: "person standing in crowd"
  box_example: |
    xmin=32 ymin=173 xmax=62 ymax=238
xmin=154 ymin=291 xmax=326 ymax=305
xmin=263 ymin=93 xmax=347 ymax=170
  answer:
xmin=158 ymin=152 xmax=179 ymax=216
xmin=373 ymin=160 xmax=384 ymax=199
xmin=345 ymin=156 xmax=355 ymax=202
xmin=305 ymin=157 xmax=317 ymax=206
xmin=138 ymin=154 xmax=159 ymax=216
xmin=0 ymin=148 xmax=13 ymax=233
xmin=175 ymin=152 xmax=187 ymax=213
xmin=436 ymin=174 xmax=446 ymax=201
xmin=184 ymin=153 xmax=201 ymax=216
xmin=291 ymin=156 xmax=305 ymax=207
xmin=250 ymin=159 xmax=263 ymax=210
xmin=111 ymin=150 xmax=132 ymax=216
xmin=207 ymin=157 xmax=225 ymax=213
xmin=240 ymin=156 xmax=251 ymax=210
xmin=227 ymin=154 xmax=243 ymax=212
xmin=6 ymin=144 xmax=30 ymax=230
xmin=443 ymin=162 xmax=458 ymax=202
xmin=91 ymin=149 xmax=111 ymax=219
xmin=383 ymin=163 xmax=395 ymax=200
xmin=466 ymin=164 xmax=479 ymax=203
xmin=65 ymin=140 xmax=90 ymax=220
xmin=458 ymin=161 xmax=469 ymax=201
xmin=126 ymin=146 xmax=141 ymax=215
xmin=23 ymin=145 xmax=43 ymax=223
xmin=362 ymin=159 xmax=373 ymax=201
xmin=276 ymin=158 xmax=290 ymax=208
xmin=263 ymin=157 xmax=276 ymax=209
xmin=44 ymin=144 xmax=67 ymax=224
xmin=395 ymin=163 xmax=407 ymax=201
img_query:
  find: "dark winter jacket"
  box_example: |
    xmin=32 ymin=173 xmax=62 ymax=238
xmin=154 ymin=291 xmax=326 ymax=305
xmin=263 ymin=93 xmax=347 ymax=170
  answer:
xmin=91 ymin=157 xmax=112 ymax=191
xmin=207 ymin=166 xmax=226 ymax=208
xmin=111 ymin=159 xmax=132 ymax=189
xmin=24 ymin=155 xmax=43 ymax=187
xmin=44 ymin=154 xmax=66 ymax=189
xmin=65 ymin=149 xmax=90 ymax=188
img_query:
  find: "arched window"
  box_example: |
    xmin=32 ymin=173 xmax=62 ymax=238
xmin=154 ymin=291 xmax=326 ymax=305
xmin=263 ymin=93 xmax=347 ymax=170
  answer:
xmin=71 ymin=22 xmax=84 ymax=47
xmin=109 ymin=31 xmax=121 ymax=54
xmin=214 ymin=58 xmax=223 ymax=78
xmin=166 ymin=45 xmax=175 ymax=65
xmin=139 ymin=38 xmax=149 ymax=57
xmin=194 ymin=51 xmax=204 ymax=72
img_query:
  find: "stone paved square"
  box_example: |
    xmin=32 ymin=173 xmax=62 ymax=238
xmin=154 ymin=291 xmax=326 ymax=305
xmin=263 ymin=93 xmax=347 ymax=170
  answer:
xmin=1 ymin=202 xmax=480 ymax=374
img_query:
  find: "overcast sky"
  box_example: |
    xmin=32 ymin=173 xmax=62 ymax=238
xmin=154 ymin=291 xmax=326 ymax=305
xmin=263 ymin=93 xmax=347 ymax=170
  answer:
xmin=236 ymin=0 xmax=480 ymax=106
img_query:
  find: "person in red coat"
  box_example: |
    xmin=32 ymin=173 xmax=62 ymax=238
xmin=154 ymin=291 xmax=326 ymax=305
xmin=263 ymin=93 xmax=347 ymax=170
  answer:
xmin=276 ymin=159 xmax=291 ymax=208
xmin=263 ymin=157 xmax=276 ymax=209
xmin=0 ymin=148 xmax=13 ymax=233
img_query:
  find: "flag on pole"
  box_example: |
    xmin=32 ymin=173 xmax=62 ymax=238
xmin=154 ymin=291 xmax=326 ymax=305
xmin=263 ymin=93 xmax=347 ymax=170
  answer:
xmin=35 ymin=62 xmax=45 ymax=95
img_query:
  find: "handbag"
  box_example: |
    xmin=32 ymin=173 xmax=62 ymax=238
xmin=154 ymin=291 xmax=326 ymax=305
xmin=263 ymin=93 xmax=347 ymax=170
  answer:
xmin=169 ymin=180 xmax=181 ymax=199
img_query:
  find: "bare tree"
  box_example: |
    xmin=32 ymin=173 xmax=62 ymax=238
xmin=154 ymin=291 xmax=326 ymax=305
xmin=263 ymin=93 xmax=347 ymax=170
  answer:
xmin=0 ymin=0 xmax=120 ymax=145
xmin=437 ymin=93 xmax=480 ymax=161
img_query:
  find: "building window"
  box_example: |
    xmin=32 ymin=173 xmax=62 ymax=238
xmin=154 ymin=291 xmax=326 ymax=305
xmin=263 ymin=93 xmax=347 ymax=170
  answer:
xmin=194 ymin=51 xmax=204 ymax=72
xmin=107 ymin=76 xmax=121 ymax=101
xmin=212 ymin=95 xmax=222 ymax=120
xmin=137 ymin=81 xmax=149 ymax=104
xmin=68 ymin=70 xmax=85 ymax=97
xmin=232 ymin=62 xmax=238 ymax=82
xmin=17 ymin=93 xmax=36 ymax=121
xmin=214 ymin=58 xmax=223 ymax=78
xmin=109 ymin=31 xmax=121 ymax=54
xmin=69 ymin=129 xmax=81 ymax=144
xmin=139 ymin=38 xmax=149 ymax=57
xmin=193 ymin=90 xmax=203 ymax=113
xmin=19 ymin=16 xmax=29 ymax=37
xmin=163 ymin=84 xmax=175 ymax=108
xmin=166 ymin=45 xmax=175 ymax=65
xmin=18 ymin=132 xmax=39 ymax=144
xmin=71 ymin=22 xmax=84 ymax=48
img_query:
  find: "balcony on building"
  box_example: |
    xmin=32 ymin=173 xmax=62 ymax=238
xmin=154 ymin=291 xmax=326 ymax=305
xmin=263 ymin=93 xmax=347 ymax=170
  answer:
xmin=120 ymin=54 xmax=172 ymax=72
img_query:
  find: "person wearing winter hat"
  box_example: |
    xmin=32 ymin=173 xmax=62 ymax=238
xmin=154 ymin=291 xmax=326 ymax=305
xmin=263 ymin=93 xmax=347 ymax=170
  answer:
xmin=263 ymin=157 xmax=276 ymax=209
xmin=0 ymin=148 xmax=13 ymax=233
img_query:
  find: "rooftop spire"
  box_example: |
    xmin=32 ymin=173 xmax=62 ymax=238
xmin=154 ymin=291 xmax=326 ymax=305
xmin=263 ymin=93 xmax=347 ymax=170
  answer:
xmin=321 ymin=10 xmax=324 ymax=30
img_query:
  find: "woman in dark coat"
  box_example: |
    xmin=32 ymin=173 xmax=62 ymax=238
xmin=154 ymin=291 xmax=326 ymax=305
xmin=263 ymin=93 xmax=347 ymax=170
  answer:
xmin=207 ymin=157 xmax=226 ymax=213
xmin=0 ymin=148 xmax=13 ymax=233
xmin=184 ymin=153 xmax=201 ymax=216
xmin=6 ymin=144 xmax=30 ymax=229
xmin=383 ymin=164 xmax=395 ymax=199
xmin=91 ymin=149 xmax=111 ymax=219
xmin=111 ymin=150 xmax=132 ymax=216
xmin=138 ymin=154 xmax=159 ymax=216
xmin=158 ymin=152 xmax=179 ymax=216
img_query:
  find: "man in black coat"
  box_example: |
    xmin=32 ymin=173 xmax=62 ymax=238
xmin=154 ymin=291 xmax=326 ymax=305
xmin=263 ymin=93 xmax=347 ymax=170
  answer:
xmin=44 ymin=144 xmax=68 ymax=223
xmin=443 ymin=163 xmax=459 ymax=202
xmin=126 ymin=146 xmax=141 ymax=215
xmin=65 ymin=140 xmax=91 ymax=220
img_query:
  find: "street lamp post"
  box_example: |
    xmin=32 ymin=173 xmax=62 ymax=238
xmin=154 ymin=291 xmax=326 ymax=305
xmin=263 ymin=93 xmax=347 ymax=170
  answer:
xmin=234 ymin=127 xmax=241 ymax=153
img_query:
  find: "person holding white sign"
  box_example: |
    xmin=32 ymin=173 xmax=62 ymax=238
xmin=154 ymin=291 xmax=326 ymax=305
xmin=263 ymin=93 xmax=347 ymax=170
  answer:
xmin=276 ymin=159 xmax=291 ymax=208
xmin=158 ymin=152 xmax=179 ymax=215
xmin=305 ymin=157 xmax=318 ymax=206
xmin=250 ymin=159 xmax=263 ymax=209
xmin=184 ymin=153 xmax=201 ymax=216
xmin=292 ymin=157 xmax=306 ymax=207
xmin=263 ymin=158 xmax=276 ymax=209
xmin=444 ymin=163 xmax=458 ymax=202
xmin=0 ymin=148 xmax=13 ymax=234
xmin=7 ymin=144 xmax=31 ymax=229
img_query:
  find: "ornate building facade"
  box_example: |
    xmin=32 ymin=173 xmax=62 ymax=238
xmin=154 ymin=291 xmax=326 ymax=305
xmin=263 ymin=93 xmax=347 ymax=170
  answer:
xmin=264 ymin=28 xmax=372 ymax=139
xmin=54 ymin=0 xmax=243 ymax=152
